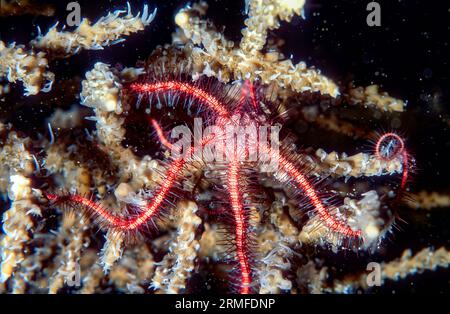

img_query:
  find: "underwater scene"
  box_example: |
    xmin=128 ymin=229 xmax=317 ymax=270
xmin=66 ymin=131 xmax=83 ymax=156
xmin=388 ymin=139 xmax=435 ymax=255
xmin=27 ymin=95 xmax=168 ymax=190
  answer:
xmin=0 ymin=0 xmax=449 ymax=295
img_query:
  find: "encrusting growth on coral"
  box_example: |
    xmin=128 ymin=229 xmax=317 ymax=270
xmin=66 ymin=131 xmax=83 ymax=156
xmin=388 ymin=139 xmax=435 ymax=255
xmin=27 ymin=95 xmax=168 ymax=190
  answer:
xmin=0 ymin=125 xmax=40 ymax=284
xmin=0 ymin=0 xmax=446 ymax=294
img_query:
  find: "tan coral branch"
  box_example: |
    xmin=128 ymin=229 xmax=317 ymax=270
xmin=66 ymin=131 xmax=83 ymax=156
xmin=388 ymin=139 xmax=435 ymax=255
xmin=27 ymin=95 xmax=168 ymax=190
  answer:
xmin=152 ymin=201 xmax=201 ymax=293
xmin=348 ymin=85 xmax=406 ymax=113
xmin=0 ymin=127 xmax=40 ymax=283
xmin=315 ymin=149 xmax=403 ymax=178
xmin=329 ymin=247 xmax=450 ymax=293
xmin=31 ymin=4 xmax=156 ymax=57
xmin=174 ymin=1 xmax=339 ymax=97
xmin=240 ymin=0 xmax=306 ymax=54
xmin=406 ymin=191 xmax=450 ymax=210
xmin=80 ymin=62 xmax=162 ymax=190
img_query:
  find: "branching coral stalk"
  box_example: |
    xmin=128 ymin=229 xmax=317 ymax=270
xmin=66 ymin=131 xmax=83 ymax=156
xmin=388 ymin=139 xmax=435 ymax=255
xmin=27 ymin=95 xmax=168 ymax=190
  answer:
xmin=174 ymin=0 xmax=406 ymax=111
xmin=31 ymin=4 xmax=156 ymax=57
xmin=108 ymin=244 xmax=154 ymax=293
xmin=264 ymin=146 xmax=363 ymax=240
xmin=406 ymin=191 xmax=450 ymax=210
xmin=315 ymin=149 xmax=404 ymax=178
xmin=174 ymin=0 xmax=339 ymax=97
xmin=80 ymin=62 xmax=161 ymax=190
xmin=100 ymin=230 xmax=124 ymax=273
xmin=151 ymin=201 xmax=201 ymax=293
xmin=257 ymin=200 xmax=299 ymax=293
xmin=258 ymin=240 xmax=294 ymax=294
xmin=240 ymin=0 xmax=306 ymax=54
xmin=0 ymin=126 xmax=40 ymax=283
xmin=48 ymin=211 xmax=89 ymax=294
xmin=382 ymin=247 xmax=450 ymax=280
xmin=329 ymin=247 xmax=450 ymax=293
xmin=348 ymin=85 xmax=406 ymax=113
xmin=0 ymin=175 xmax=40 ymax=283
xmin=257 ymin=221 xmax=298 ymax=294
xmin=43 ymin=150 xmax=92 ymax=292
xmin=9 ymin=236 xmax=54 ymax=293
xmin=0 ymin=4 xmax=155 ymax=95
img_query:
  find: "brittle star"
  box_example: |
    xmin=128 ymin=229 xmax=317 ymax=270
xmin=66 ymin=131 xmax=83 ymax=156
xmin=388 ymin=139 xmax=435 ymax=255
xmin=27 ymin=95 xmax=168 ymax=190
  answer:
xmin=46 ymin=78 xmax=369 ymax=294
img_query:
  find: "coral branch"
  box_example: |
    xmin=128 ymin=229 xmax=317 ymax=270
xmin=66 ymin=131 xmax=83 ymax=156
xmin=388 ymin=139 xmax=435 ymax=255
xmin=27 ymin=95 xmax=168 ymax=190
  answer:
xmin=31 ymin=4 xmax=157 ymax=57
xmin=1 ymin=175 xmax=40 ymax=283
xmin=173 ymin=1 xmax=339 ymax=97
xmin=227 ymin=156 xmax=252 ymax=294
xmin=328 ymin=247 xmax=450 ymax=292
xmin=315 ymin=149 xmax=404 ymax=178
xmin=0 ymin=127 xmax=40 ymax=283
xmin=46 ymin=155 xmax=185 ymax=231
xmin=241 ymin=0 xmax=305 ymax=54
xmin=348 ymin=85 xmax=406 ymax=112
xmin=0 ymin=3 xmax=154 ymax=95
xmin=151 ymin=201 xmax=201 ymax=293
xmin=406 ymin=191 xmax=450 ymax=210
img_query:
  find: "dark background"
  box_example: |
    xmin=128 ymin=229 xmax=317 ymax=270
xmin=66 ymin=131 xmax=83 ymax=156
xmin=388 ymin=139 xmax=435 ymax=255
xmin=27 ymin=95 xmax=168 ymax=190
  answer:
xmin=0 ymin=0 xmax=449 ymax=293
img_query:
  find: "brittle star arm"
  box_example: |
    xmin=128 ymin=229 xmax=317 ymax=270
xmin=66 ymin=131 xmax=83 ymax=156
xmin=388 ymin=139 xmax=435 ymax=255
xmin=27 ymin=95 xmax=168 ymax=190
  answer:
xmin=235 ymin=79 xmax=259 ymax=113
xmin=129 ymin=81 xmax=230 ymax=117
xmin=223 ymin=81 xmax=258 ymax=294
xmin=45 ymin=117 xmax=222 ymax=232
xmin=262 ymin=146 xmax=363 ymax=240
xmin=227 ymin=154 xmax=252 ymax=294
xmin=150 ymin=118 xmax=176 ymax=151
xmin=45 ymin=151 xmax=189 ymax=231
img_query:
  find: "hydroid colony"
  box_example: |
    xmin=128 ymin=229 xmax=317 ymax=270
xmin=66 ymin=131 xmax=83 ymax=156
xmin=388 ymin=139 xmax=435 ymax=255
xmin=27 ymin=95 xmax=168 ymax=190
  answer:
xmin=0 ymin=0 xmax=448 ymax=294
